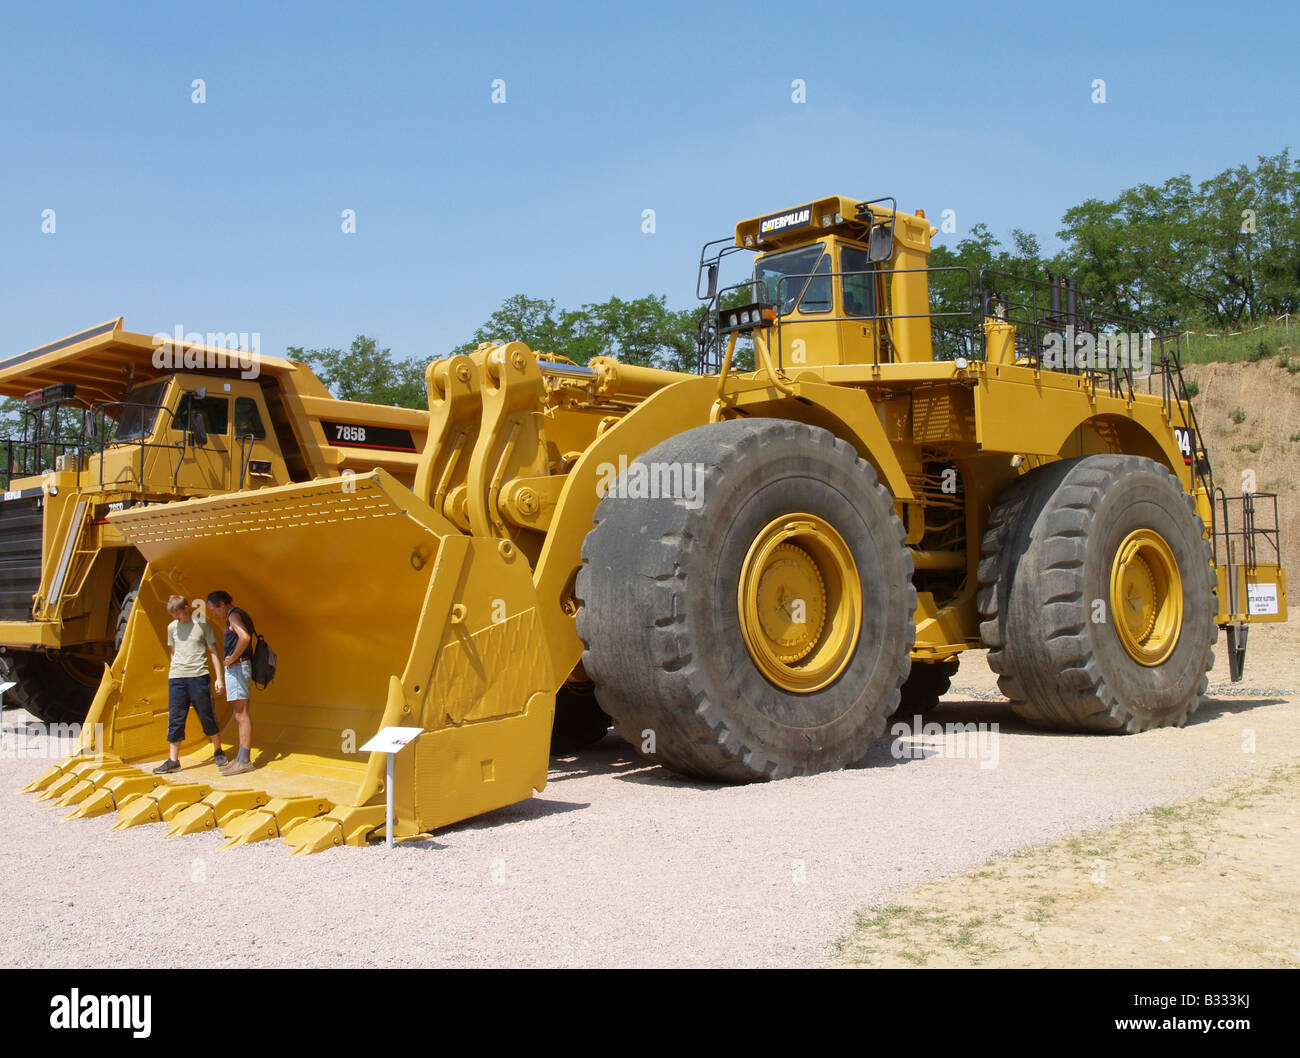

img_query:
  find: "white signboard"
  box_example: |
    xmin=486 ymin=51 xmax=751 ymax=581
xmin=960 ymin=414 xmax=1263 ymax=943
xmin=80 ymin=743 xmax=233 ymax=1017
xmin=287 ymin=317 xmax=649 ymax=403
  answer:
xmin=360 ymin=726 xmax=424 ymax=754
xmin=1246 ymin=583 xmax=1279 ymax=616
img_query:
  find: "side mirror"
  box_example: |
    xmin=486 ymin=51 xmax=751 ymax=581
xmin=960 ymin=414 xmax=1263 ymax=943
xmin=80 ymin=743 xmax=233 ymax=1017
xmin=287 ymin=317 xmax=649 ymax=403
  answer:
xmin=705 ymin=263 xmax=719 ymax=301
xmin=194 ymin=386 xmax=207 ymax=400
xmin=189 ymin=412 xmax=208 ymax=448
xmin=867 ymin=220 xmax=894 ymax=264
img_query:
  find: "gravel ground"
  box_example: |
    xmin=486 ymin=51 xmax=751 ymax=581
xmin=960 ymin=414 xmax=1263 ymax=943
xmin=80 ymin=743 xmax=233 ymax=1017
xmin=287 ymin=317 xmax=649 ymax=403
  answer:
xmin=3 ymin=630 xmax=1298 ymax=969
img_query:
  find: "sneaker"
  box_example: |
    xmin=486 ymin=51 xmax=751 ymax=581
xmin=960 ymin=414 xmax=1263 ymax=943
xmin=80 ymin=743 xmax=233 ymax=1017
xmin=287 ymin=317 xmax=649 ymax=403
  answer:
xmin=219 ymin=759 xmax=254 ymax=776
xmin=152 ymin=759 xmax=180 ymax=775
xmin=213 ymin=752 xmax=228 ymax=767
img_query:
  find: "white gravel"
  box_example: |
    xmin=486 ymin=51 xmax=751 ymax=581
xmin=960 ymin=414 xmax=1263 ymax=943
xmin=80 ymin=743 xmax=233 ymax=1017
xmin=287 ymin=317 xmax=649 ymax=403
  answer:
xmin=3 ymin=650 xmax=1298 ymax=968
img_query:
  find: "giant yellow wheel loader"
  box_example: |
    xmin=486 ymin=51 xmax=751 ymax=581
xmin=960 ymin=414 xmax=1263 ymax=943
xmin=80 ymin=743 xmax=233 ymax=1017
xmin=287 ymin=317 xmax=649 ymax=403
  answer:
xmin=0 ymin=319 xmax=428 ymax=723
xmin=24 ymin=196 xmax=1288 ymax=853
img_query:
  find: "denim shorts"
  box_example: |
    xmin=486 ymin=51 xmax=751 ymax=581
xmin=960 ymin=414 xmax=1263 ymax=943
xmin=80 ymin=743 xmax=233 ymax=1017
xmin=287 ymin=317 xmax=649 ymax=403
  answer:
xmin=167 ymin=676 xmax=219 ymax=743
xmin=224 ymin=659 xmax=253 ymax=702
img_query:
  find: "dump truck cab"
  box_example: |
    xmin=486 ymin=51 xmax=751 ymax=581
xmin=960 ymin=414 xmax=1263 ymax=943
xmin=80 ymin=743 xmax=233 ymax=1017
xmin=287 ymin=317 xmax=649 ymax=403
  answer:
xmin=11 ymin=373 xmax=293 ymax=502
xmin=0 ymin=318 xmax=429 ymax=723
xmin=96 ymin=374 xmax=289 ymax=496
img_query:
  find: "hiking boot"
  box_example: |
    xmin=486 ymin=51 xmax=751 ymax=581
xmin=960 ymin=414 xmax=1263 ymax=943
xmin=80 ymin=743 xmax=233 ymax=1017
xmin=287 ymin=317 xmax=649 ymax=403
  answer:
xmin=213 ymin=751 xmax=228 ymax=767
xmin=219 ymin=759 xmax=254 ymax=776
xmin=152 ymin=759 xmax=181 ymax=775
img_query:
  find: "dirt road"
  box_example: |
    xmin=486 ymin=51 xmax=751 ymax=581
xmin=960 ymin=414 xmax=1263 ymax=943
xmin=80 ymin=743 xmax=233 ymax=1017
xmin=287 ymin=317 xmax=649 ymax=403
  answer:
xmin=2 ymin=623 xmax=1296 ymax=968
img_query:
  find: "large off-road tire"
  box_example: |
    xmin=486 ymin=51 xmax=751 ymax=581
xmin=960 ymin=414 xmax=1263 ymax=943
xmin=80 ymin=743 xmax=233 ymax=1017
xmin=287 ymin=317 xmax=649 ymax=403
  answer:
xmin=890 ymin=658 xmax=960 ymax=718
xmin=576 ymin=419 xmax=916 ymax=782
xmin=977 ymin=455 xmax=1216 ymax=732
xmin=114 ymin=587 xmax=139 ymax=654
xmin=0 ymin=653 xmax=19 ymax=710
xmin=2 ymin=651 xmax=101 ymax=725
xmin=549 ymin=681 xmax=612 ymax=754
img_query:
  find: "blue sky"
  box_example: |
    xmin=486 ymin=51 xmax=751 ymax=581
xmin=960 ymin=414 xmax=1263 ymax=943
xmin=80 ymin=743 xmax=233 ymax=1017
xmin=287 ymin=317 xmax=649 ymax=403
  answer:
xmin=1 ymin=0 xmax=1295 ymax=364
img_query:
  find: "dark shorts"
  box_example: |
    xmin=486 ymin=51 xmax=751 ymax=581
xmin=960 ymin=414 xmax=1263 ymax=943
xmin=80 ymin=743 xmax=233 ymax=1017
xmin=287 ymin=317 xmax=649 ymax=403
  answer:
xmin=167 ymin=676 xmax=220 ymax=743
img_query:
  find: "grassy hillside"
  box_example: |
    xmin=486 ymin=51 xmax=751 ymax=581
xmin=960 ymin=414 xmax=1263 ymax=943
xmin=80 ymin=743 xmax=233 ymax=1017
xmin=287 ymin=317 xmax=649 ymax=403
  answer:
xmin=1181 ymin=317 xmax=1298 ymax=367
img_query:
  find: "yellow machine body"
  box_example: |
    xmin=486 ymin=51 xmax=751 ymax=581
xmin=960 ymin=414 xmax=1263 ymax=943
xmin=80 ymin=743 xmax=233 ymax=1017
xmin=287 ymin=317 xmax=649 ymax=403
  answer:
xmin=27 ymin=198 xmax=1287 ymax=851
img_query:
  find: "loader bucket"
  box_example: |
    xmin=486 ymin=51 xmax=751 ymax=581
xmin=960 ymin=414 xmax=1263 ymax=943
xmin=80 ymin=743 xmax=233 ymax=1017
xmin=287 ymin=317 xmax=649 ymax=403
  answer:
xmin=34 ymin=471 xmax=558 ymax=852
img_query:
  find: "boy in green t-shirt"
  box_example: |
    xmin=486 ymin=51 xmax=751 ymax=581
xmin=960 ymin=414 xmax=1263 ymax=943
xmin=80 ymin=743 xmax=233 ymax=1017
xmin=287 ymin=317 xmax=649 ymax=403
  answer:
xmin=153 ymin=595 xmax=227 ymax=774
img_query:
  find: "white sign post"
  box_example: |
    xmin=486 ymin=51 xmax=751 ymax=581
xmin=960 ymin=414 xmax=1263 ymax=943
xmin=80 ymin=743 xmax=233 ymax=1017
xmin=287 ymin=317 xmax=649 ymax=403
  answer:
xmin=359 ymin=726 xmax=424 ymax=849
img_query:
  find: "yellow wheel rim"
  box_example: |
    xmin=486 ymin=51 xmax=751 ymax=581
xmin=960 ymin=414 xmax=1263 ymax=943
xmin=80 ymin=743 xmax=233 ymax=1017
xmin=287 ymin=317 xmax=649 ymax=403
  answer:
xmin=1109 ymin=528 xmax=1182 ymax=666
xmin=738 ymin=514 xmax=861 ymax=693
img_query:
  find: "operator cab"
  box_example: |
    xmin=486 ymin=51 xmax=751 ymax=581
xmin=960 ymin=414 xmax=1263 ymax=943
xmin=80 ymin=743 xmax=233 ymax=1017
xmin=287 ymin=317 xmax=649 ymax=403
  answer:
xmin=699 ymin=194 xmax=936 ymax=371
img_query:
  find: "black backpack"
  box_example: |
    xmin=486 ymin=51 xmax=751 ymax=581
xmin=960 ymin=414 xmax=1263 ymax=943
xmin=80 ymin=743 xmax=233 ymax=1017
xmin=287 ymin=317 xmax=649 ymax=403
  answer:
xmin=250 ymin=632 xmax=277 ymax=689
xmin=233 ymin=607 xmax=277 ymax=689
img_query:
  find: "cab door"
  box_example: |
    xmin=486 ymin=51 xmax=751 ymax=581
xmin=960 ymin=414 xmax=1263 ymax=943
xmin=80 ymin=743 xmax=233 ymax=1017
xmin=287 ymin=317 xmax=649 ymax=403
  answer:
xmin=837 ymin=244 xmax=881 ymax=365
xmin=757 ymin=240 xmax=837 ymax=369
xmin=228 ymin=384 xmax=290 ymax=487
xmin=168 ymin=384 xmax=233 ymax=494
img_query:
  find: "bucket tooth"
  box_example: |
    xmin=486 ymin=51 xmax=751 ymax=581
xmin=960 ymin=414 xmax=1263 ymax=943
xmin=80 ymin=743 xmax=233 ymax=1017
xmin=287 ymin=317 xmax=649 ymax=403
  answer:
xmin=110 ymin=782 xmax=207 ymax=829
xmin=156 ymin=784 xmax=212 ymax=820
xmin=58 ymin=767 xmax=146 ymax=815
xmin=54 ymin=765 xmax=137 ymax=807
xmin=113 ymin=793 xmax=166 ymax=829
xmin=24 ymin=753 xmax=123 ymax=794
xmin=219 ymin=810 xmax=280 ymax=848
xmin=171 ymin=789 xmax=276 ymax=841
xmin=220 ymin=796 xmax=332 ymax=849
xmin=284 ymin=805 xmax=387 ymax=855
xmin=211 ymin=790 xmax=270 ymax=825
xmin=167 ymin=802 xmax=219 ymax=836
xmin=283 ymin=818 xmax=344 ymax=855
xmin=200 ymin=789 xmax=269 ymax=828
xmin=54 ymin=779 xmax=98 ymax=807
xmin=65 ymin=788 xmax=118 ymax=820
xmin=21 ymin=763 xmax=68 ymax=794
xmin=100 ymin=774 xmax=163 ymax=802
xmin=37 ymin=772 xmax=85 ymax=802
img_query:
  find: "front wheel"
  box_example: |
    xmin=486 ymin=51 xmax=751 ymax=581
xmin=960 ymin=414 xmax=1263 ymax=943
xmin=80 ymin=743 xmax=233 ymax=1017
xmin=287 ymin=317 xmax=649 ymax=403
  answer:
xmin=576 ymin=419 xmax=916 ymax=782
xmin=2 ymin=650 xmax=102 ymax=725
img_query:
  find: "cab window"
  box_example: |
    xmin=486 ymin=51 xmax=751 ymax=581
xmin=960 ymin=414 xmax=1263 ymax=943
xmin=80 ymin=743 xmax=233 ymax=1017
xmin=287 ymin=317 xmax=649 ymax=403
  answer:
xmin=799 ymin=253 xmax=832 ymax=313
xmin=755 ymin=245 xmax=832 ymax=316
xmin=841 ymin=247 xmax=877 ymax=318
xmin=115 ymin=381 xmax=168 ymax=441
xmin=233 ymin=397 xmax=267 ymax=440
xmin=172 ymin=393 xmax=229 ymax=435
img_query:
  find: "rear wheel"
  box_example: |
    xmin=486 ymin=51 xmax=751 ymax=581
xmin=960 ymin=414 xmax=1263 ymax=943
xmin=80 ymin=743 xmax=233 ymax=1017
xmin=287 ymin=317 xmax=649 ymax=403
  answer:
xmin=114 ymin=586 xmax=139 ymax=653
xmin=3 ymin=650 xmax=102 ymax=724
xmin=0 ymin=654 xmax=18 ymax=709
xmin=977 ymin=455 xmax=1215 ymax=732
xmin=549 ymin=681 xmax=612 ymax=754
xmin=577 ymin=419 xmax=915 ymax=782
xmin=890 ymin=658 xmax=960 ymax=717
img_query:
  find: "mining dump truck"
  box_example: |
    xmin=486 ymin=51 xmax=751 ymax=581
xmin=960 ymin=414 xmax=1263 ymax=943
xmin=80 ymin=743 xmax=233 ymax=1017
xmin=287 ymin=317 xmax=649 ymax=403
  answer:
xmin=25 ymin=196 xmax=1287 ymax=854
xmin=0 ymin=318 xmax=428 ymax=722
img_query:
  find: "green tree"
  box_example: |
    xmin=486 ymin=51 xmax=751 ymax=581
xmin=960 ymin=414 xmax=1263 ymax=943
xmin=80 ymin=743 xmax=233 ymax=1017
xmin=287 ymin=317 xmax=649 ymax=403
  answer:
xmin=453 ymin=292 xmax=718 ymax=372
xmin=449 ymin=295 xmax=598 ymax=360
xmin=1053 ymin=151 xmax=1300 ymax=326
xmin=0 ymin=397 xmax=23 ymax=489
xmin=288 ymin=335 xmax=427 ymax=408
